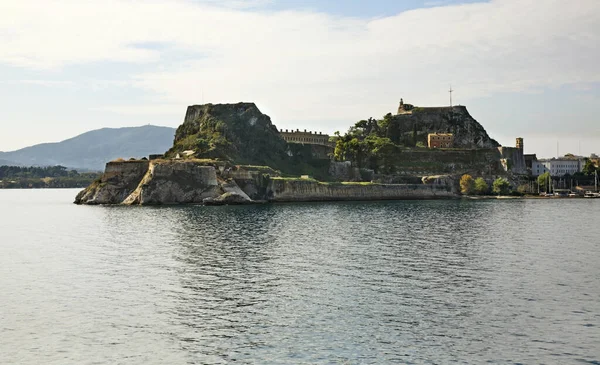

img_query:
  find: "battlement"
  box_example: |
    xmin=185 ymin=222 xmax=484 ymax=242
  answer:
xmin=397 ymin=97 xmax=466 ymax=115
xmin=279 ymin=129 xmax=333 ymax=146
xmin=397 ymin=98 xmax=414 ymax=114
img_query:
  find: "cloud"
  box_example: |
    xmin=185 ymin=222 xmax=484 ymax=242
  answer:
xmin=0 ymin=0 xmax=598 ymax=129
xmin=89 ymin=104 xmax=182 ymax=116
xmin=0 ymin=79 xmax=75 ymax=87
xmin=192 ymin=0 xmax=275 ymax=9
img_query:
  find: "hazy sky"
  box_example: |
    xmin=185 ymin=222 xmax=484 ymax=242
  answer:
xmin=1 ymin=0 xmax=598 ymax=158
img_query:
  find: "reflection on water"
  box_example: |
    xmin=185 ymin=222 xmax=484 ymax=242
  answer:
xmin=1 ymin=190 xmax=599 ymax=364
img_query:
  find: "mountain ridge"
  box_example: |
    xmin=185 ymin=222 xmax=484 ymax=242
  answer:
xmin=0 ymin=125 xmax=175 ymax=171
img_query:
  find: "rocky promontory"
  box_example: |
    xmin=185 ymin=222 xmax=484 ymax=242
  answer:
xmin=74 ymin=101 xmax=522 ymax=206
xmin=74 ymin=159 xmax=455 ymax=205
xmin=390 ymin=104 xmax=499 ymax=149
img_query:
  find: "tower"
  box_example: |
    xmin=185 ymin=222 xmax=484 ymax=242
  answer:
xmin=516 ymin=137 xmax=523 ymax=150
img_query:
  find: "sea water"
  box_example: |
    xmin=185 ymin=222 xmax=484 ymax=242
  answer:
xmin=1 ymin=189 xmax=599 ymax=364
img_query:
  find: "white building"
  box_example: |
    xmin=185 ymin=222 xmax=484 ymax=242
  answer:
xmin=531 ymin=158 xmax=583 ymax=177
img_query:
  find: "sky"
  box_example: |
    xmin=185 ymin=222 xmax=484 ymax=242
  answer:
xmin=0 ymin=0 xmax=598 ymax=158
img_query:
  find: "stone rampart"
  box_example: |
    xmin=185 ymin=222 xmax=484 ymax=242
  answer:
xmin=123 ymin=161 xmax=219 ymax=205
xmin=389 ymin=148 xmax=502 ymax=175
xmin=104 ymin=160 xmax=150 ymax=175
xmin=76 ymin=160 xmax=458 ymax=205
xmin=74 ymin=160 xmax=150 ymax=204
xmin=497 ymin=147 xmax=527 ymax=174
xmin=267 ymin=179 xmax=455 ymax=202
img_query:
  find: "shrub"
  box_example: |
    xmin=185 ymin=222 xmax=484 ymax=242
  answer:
xmin=474 ymin=177 xmax=488 ymax=195
xmin=492 ymin=177 xmax=510 ymax=195
xmin=460 ymin=174 xmax=475 ymax=195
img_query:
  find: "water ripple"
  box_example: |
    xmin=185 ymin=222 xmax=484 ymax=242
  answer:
xmin=1 ymin=191 xmax=599 ymax=364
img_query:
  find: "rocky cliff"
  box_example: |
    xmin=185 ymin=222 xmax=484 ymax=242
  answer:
xmin=388 ymin=106 xmax=499 ymax=148
xmin=168 ymin=103 xmax=290 ymax=167
xmin=74 ymin=160 xmax=149 ymax=204
xmin=122 ymin=162 xmax=220 ymax=205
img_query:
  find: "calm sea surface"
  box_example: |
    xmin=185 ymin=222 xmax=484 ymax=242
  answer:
xmin=1 ymin=189 xmax=599 ymax=364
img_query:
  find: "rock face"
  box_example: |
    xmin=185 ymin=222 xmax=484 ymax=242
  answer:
xmin=75 ymin=160 xmax=459 ymax=205
xmin=75 ymin=160 xmax=221 ymax=205
xmin=123 ymin=162 xmax=220 ymax=205
xmin=168 ymin=103 xmax=290 ymax=168
xmin=389 ymin=106 xmax=500 ymax=149
xmin=74 ymin=160 xmax=149 ymax=204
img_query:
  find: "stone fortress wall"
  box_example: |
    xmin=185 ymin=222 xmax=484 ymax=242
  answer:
xmin=279 ymin=129 xmax=335 ymax=160
xmin=497 ymin=138 xmax=526 ymax=174
xmin=279 ymin=129 xmax=334 ymax=146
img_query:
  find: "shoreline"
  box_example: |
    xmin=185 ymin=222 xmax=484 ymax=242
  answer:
xmin=463 ymin=195 xmax=595 ymax=200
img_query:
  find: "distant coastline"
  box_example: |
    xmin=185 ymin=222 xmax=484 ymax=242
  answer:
xmin=0 ymin=165 xmax=100 ymax=189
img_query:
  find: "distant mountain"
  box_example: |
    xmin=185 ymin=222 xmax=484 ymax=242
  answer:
xmin=0 ymin=125 xmax=175 ymax=171
xmin=0 ymin=159 xmax=20 ymax=166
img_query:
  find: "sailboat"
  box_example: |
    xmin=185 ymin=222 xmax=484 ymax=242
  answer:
xmin=584 ymin=171 xmax=599 ymax=198
xmin=595 ymin=170 xmax=600 ymax=198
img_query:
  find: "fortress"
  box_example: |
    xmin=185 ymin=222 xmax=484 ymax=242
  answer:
xmin=279 ymin=129 xmax=335 ymax=160
xmin=397 ymin=98 xmax=415 ymax=114
xmin=75 ymin=101 xmax=535 ymax=206
xmin=279 ymin=129 xmax=334 ymax=147
xmin=275 ymin=99 xmax=526 ymax=173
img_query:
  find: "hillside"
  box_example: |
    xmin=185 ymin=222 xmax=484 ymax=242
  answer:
xmin=333 ymin=104 xmax=506 ymax=176
xmin=0 ymin=159 xmax=19 ymax=166
xmin=387 ymin=105 xmax=499 ymax=148
xmin=167 ymin=102 xmax=333 ymax=178
xmin=0 ymin=125 xmax=175 ymax=171
xmin=168 ymin=103 xmax=291 ymax=167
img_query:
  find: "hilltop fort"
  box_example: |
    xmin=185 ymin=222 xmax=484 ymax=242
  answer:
xmin=75 ymin=100 xmax=527 ymax=205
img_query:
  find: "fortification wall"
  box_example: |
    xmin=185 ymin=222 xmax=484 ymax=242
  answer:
xmin=75 ymin=160 xmax=150 ymax=204
xmin=415 ymin=106 xmax=455 ymax=113
xmin=104 ymin=160 xmax=150 ymax=175
xmin=76 ymin=160 xmax=459 ymax=205
xmin=498 ymin=147 xmax=527 ymax=174
xmin=124 ymin=161 xmax=219 ymax=205
xmin=389 ymin=148 xmax=502 ymax=175
xmin=267 ymin=179 xmax=455 ymax=202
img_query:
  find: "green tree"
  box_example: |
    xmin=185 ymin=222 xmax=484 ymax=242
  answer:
xmin=492 ymin=177 xmax=510 ymax=195
xmin=582 ymin=159 xmax=598 ymax=175
xmin=412 ymin=124 xmax=417 ymax=147
xmin=537 ymin=172 xmax=551 ymax=192
xmin=474 ymin=177 xmax=489 ymax=195
xmin=460 ymin=174 xmax=475 ymax=195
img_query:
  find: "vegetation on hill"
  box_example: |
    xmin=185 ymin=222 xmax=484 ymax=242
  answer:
xmin=169 ymin=103 xmax=289 ymax=165
xmin=167 ymin=103 xmax=331 ymax=179
xmin=333 ymin=108 xmax=500 ymax=175
xmin=0 ymin=165 xmax=100 ymax=188
xmin=385 ymin=106 xmax=499 ymax=148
